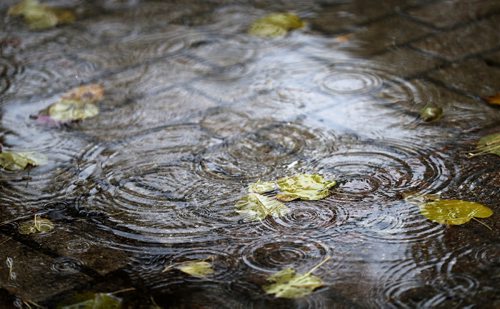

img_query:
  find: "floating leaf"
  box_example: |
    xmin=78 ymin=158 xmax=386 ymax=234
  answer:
xmin=419 ymin=106 xmax=443 ymax=122
xmin=249 ymin=13 xmax=304 ymax=38
xmin=60 ymin=293 xmax=122 ymax=309
xmin=469 ymin=133 xmax=500 ymax=157
xmin=263 ymin=257 xmax=329 ymax=299
xmin=276 ymin=174 xmax=336 ymax=201
xmin=8 ymin=0 xmax=75 ymax=30
xmin=0 ymin=151 xmax=47 ymax=171
xmin=484 ymin=93 xmax=500 ymax=106
xmin=235 ymin=193 xmax=288 ymax=220
xmin=48 ymin=99 xmax=99 ymax=121
xmin=420 ymin=199 xmax=493 ymax=226
xmin=18 ymin=215 xmax=54 ymax=235
xmin=62 ymin=84 xmax=104 ymax=103
xmin=249 ymin=180 xmax=276 ymax=194
xmin=177 ymin=261 xmax=214 ymax=278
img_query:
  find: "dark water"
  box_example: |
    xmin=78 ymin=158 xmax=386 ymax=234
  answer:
xmin=1 ymin=0 xmax=500 ymax=308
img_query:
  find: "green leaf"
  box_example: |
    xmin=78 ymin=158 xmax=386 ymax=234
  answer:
xmin=249 ymin=13 xmax=304 ymax=38
xmin=420 ymin=199 xmax=493 ymax=225
xmin=276 ymin=174 xmax=336 ymax=201
xmin=0 ymin=151 xmax=47 ymax=171
xmin=248 ymin=180 xmax=276 ymax=194
xmin=177 ymin=261 xmax=214 ymax=278
xmin=470 ymin=133 xmax=500 ymax=157
xmin=48 ymin=99 xmax=99 ymax=121
xmin=60 ymin=293 xmax=122 ymax=309
xmin=235 ymin=193 xmax=288 ymax=220
xmin=8 ymin=0 xmax=75 ymax=30
xmin=18 ymin=215 xmax=54 ymax=235
xmin=263 ymin=257 xmax=329 ymax=299
xmin=419 ymin=106 xmax=443 ymax=122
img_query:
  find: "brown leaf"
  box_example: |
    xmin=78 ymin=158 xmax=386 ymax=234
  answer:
xmin=484 ymin=93 xmax=500 ymax=106
xmin=62 ymin=84 xmax=104 ymax=103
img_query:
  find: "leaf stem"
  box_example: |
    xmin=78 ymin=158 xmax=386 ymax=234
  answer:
xmin=472 ymin=218 xmax=492 ymax=231
xmin=305 ymin=256 xmax=331 ymax=276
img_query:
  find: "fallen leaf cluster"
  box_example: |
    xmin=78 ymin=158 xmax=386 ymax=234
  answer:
xmin=38 ymin=84 xmax=103 ymax=123
xmin=236 ymin=174 xmax=337 ymax=221
xmin=8 ymin=0 xmax=75 ymax=30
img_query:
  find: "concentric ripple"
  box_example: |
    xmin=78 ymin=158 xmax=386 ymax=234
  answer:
xmin=241 ymin=236 xmax=332 ymax=273
xmin=197 ymin=122 xmax=338 ymax=181
xmin=70 ymin=126 xmax=226 ymax=250
xmin=315 ymin=62 xmax=439 ymax=109
xmin=129 ymin=247 xmax=240 ymax=291
xmin=356 ymin=201 xmax=444 ymax=243
xmin=261 ymin=199 xmax=350 ymax=236
xmin=312 ymin=138 xmax=455 ymax=202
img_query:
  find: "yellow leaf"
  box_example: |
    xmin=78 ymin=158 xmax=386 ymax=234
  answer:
xmin=177 ymin=261 xmax=214 ymax=278
xmin=469 ymin=133 xmax=500 ymax=157
xmin=249 ymin=13 xmax=304 ymax=38
xmin=276 ymin=174 xmax=336 ymax=201
xmin=235 ymin=193 xmax=288 ymax=220
xmin=420 ymin=199 xmax=493 ymax=225
xmin=0 ymin=151 xmax=47 ymax=171
xmin=8 ymin=0 xmax=75 ymax=30
xmin=48 ymin=99 xmax=99 ymax=121
xmin=248 ymin=180 xmax=276 ymax=194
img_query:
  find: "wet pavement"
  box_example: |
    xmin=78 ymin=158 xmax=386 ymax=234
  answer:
xmin=1 ymin=0 xmax=500 ymax=308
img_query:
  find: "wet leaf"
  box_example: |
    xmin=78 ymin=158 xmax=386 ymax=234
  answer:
xmin=263 ymin=257 xmax=330 ymax=299
xmin=420 ymin=199 xmax=493 ymax=225
xmin=48 ymin=99 xmax=99 ymax=121
xmin=419 ymin=106 xmax=443 ymax=122
xmin=470 ymin=133 xmax=500 ymax=157
xmin=263 ymin=268 xmax=323 ymax=299
xmin=484 ymin=93 xmax=500 ymax=106
xmin=249 ymin=180 xmax=276 ymax=194
xmin=18 ymin=215 xmax=54 ymax=235
xmin=0 ymin=151 xmax=47 ymax=171
xmin=62 ymin=84 xmax=104 ymax=103
xmin=235 ymin=193 xmax=288 ymax=220
xmin=60 ymin=293 xmax=122 ymax=309
xmin=177 ymin=261 xmax=214 ymax=278
xmin=249 ymin=13 xmax=304 ymax=38
xmin=276 ymin=174 xmax=336 ymax=201
xmin=8 ymin=0 xmax=75 ymax=30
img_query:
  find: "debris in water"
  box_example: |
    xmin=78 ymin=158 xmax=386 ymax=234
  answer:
xmin=8 ymin=0 xmax=75 ymax=30
xmin=249 ymin=13 xmax=304 ymax=38
xmin=420 ymin=199 xmax=493 ymax=229
xmin=263 ymin=257 xmax=330 ymax=299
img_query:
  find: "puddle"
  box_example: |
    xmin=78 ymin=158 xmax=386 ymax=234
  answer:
xmin=1 ymin=0 xmax=500 ymax=307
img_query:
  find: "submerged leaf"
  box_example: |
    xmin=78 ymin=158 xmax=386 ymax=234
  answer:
xmin=470 ymin=133 xmax=500 ymax=157
xmin=276 ymin=174 xmax=336 ymax=201
xmin=8 ymin=0 xmax=75 ymax=30
xmin=18 ymin=215 xmax=54 ymax=235
xmin=249 ymin=180 xmax=276 ymax=194
xmin=484 ymin=93 xmax=500 ymax=106
xmin=177 ymin=261 xmax=214 ymax=278
xmin=62 ymin=84 xmax=104 ymax=103
xmin=263 ymin=268 xmax=323 ymax=299
xmin=236 ymin=193 xmax=288 ymax=220
xmin=48 ymin=99 xmax=99 ymax=121
xmin=263 ymin=257 xmax=330 ymax=299
xmin=249 ymin=13 xmax=304 ymax=38
xmin=61 ymin=293 xmax=122 ymax=309
xmin=420 ymin=199 xmax=493 ymax=225
xmin=419 ymin=106 xmax=443 ymax=122
xmin=0 ymin=151 xmax=47 ymax=171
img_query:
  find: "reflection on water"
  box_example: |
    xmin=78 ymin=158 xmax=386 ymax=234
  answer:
xmin=1 ymin=0 xmax=499 ymax=307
